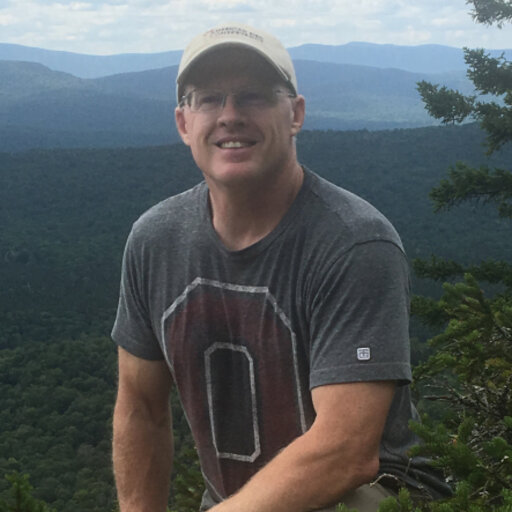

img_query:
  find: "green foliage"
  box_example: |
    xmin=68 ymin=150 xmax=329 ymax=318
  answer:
xmin=391 ymin=3 xmax=512 ymax=511
xmin=386 ymin=275 xmax=512 ymax=510
xmin=377 ymin=488 xmax=423 ymax=512
xmin=468 ymin=0 xmax=512 ymax=27
xmin=407 ymin=211 xmax=512 ymax=505
xmin=2 ymin=127 xmax=511 ymax=353
xmin=2 ymin=82 xmax=512 ymax=512
xmin=416 ymin=81 xmax=474 ymax=125
xmin=167 ymin=392 xmax=204 ymax=512
xmin=378 ymin=484 xmax=512 ymax=512
xmin=2 ymin=125 xmax=512 ymax=512
xmin=0 ymin=337 xmax=118 ymax=511
xmin=465 ymin=49 xmax=511 ymax=97
xmin=1 ymin=7 xmax=509 ymax=512
xmin=416 ymin=11 xmax=512 ymax=221
xmin=336 ymin=504 xmax=358 ymax=512
xmin=464 ymin=48 xmax=512 ymax=154
xmin=429 ymin=163 xmax=512 ymax=218
xmin=170 ymin=442 xmax=204 ymax=512
xmin=0 ymin=145 xmax=200 ymax=349
xmin=419 ymin=47 xmax=512 ymax=154
xmin=0 ymin=472 xmax=56 ymax=512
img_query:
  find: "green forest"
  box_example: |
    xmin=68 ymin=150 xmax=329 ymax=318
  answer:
xmin=2 ymin=2 xmax=511 ymax=510
xmin=1 ymin=121 xmax=511 ymax=511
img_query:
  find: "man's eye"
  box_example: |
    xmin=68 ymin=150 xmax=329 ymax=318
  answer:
xmin=238 ymin=91 xmax=266 ymax=105
xmin=198 ymin=93 xmax=222 ymax=105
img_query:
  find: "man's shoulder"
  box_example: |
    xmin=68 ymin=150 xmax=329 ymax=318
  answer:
xmin=130 ymin=181 xmax=206 ymax=242
xmin=304 ymin=169 xmax=403 ymax=250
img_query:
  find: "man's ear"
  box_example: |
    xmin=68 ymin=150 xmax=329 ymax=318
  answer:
xmin=290 ymin=95 xmax=305 ymax=137
xmin=175 ymin=107 xmax=191 ymax=146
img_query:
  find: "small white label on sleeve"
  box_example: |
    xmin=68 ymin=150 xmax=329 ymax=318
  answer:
xmin=357 ymin=347 xmax=371 ymax=361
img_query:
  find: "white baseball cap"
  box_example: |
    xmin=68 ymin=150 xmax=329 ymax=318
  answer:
xmin=176 ymin=22 xmax=298 ymax=103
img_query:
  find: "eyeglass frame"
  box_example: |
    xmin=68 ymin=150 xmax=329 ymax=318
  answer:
xmin=178 ymin=85 xmax=297 ymax=113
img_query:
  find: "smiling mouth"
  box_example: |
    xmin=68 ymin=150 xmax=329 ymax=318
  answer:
xmin=217 ymin=140 xmax=255 ymax=149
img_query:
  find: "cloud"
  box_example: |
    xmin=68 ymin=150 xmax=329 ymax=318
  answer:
xmin=202 ymin=0 xmax=255 ymax=10
xmin=0 ymin=13 xmax=16 ymax=26
xmin=0 ymin=0 xmax=511 ymax=54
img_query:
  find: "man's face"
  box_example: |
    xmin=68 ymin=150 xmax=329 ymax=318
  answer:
xmin=175 ymin=49 xmax=305 ymax=189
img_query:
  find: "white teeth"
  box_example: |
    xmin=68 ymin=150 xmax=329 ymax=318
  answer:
xmin=220 ymin=141 xmax=250 ymax=148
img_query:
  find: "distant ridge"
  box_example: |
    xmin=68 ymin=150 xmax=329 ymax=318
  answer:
xmin=0 ymin=42 xmax=183 ymax=78
xmin=0 ymin=59 xmax=473 ymax=151
xmin=1 ymin=41 xmax=511 ymax=78
xmin=289 ymin=43 xmax=469 ymax=74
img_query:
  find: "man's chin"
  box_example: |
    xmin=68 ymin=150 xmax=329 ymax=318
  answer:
xmin=204 ymin=164 xmax=272 ymax=189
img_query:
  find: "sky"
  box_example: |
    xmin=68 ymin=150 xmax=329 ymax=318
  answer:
xmin=0 ymin=0 xmax=510 ymax=55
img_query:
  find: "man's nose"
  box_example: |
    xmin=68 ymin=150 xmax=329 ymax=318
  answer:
xmin=221 ymin=93 xmax=240 ymax=111
xmin=217 ymin=93 xmax=245 ymax=124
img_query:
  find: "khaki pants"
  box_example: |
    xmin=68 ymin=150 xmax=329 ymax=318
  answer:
xmin=201 ymin=482 xmax=398 ymax=512
xmin=316 ymin=482 xmax=397 ymax=512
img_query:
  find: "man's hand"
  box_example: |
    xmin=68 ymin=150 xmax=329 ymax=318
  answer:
xmin=113 ymin=347 xmax=174 ymax=512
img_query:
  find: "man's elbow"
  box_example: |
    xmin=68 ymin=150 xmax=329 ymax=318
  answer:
xmin=328 ymin=450 xmax=381 ymax=501
xmin=350 ymin=453 xmax=380 ymax=488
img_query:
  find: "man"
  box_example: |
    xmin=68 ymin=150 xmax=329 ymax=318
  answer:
xmin=112 ymin=23 xmax=450 ymax=512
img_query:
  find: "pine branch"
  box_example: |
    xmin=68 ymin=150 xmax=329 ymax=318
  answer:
xmin=429 ymin=163 xmax=512 ymax=218
xmin=465 ymin=49 xmax=512 ymax=96
xmin=467 ymin=0 xmax=512 ymax=27
xmin=416 ymin=81 xmax=475 ymax=125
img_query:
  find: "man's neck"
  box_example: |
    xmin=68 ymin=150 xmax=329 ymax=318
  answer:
xmin=207 ymin=163 xmax=304 ymax=251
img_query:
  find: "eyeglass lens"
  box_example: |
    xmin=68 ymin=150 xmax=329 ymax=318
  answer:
xmin=188 ymin=88 xmax=287 ymax=112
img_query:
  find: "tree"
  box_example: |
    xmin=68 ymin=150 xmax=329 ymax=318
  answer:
xmin=469 ymin=0 xmax=512 ymax=27
xmin=0 ymin=472 xmax=56 ymax=512
xmin=379 ymin=2 xmax=512 ymax=511
xmin=417 ymin=3 xmax=512 ymax=218
xmin=416 ymin=83 xmax=475 ymax=125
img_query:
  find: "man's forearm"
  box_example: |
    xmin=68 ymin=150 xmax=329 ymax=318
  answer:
xmin=209 ymin=382 xmax=394 ymax=512
xmin=210 ymin=426 xmax=377 ymax=512
xmin=113 ymin=401 xmax=173 ymax=512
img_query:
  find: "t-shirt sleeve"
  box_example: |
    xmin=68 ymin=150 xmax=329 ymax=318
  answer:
xmin=111 ymin=228 xmax=164 ymax=360
xmin=308 ymin=240 xmax=412 ymax=389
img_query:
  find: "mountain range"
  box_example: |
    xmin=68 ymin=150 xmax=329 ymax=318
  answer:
xmin=1 ymin=41 xmax=511 ymax=78
xmin=1 ymin=41 xmax=509 ymax=151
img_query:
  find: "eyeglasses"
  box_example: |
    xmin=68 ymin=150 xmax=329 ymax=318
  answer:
xmin=179 ymin=86 xmax=296 ymax=113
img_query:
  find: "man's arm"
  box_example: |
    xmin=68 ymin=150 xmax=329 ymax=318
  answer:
xmin=113 ymin=346 xmax=174 ymax=512
xmin=210 ymin=380 xmax=396 ymax=512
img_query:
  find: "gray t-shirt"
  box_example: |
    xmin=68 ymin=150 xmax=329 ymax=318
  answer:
xmin=112 ymin=167 xmax=450 ymax=503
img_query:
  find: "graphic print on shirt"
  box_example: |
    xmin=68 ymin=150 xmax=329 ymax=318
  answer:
xmin=161 ymin=277 xmax=313 ymax=500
